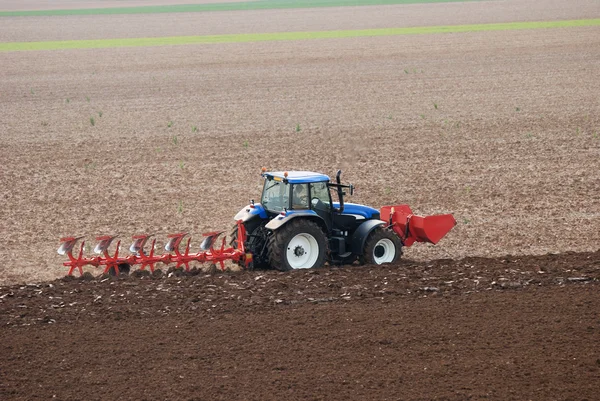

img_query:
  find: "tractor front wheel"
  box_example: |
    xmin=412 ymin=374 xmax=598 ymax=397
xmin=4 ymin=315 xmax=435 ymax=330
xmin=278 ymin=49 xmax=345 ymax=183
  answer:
xmin=359 ymin=227 xmax=403 ymax=265
xmin=268 ymin=219 xmax=327 ymax=271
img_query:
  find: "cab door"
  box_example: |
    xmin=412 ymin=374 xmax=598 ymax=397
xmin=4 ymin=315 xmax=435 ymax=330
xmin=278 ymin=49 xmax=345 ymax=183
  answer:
xmin=309 ymin=181 xmax=333 ymax=231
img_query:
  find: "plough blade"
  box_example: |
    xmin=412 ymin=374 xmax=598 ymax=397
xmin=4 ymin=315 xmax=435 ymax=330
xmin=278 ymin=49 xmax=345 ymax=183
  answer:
xmin=130 ymin=234 xmax=153 ymax=255
xmin=165 ymin=233 xmax=187 ymax=252
xmin=57 ymin=236 xmax=83 ymax=256
xmin=381 ymin=205 xmax=456 ymax=247
xmin=200 ymin=232 xmax=223 ymax=251
xmin=57 ymin=221 xmax=251 ymax=276
xmin=94 ymin=235 xmax=117 ymax=255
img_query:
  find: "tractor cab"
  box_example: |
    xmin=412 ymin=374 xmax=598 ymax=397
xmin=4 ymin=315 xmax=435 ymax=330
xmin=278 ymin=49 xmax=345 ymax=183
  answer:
xmin=259 ymin=170 xmax=378 ymax=234
xmin=260 ymin=171 xmax=330 ymax=214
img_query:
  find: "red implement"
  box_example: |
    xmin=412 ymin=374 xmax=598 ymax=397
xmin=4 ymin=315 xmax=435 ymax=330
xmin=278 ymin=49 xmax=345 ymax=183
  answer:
xmin=380 ymin=205 xmax=456 ymax=247
xmin=57 ymin=220 xmax=251 ymax=276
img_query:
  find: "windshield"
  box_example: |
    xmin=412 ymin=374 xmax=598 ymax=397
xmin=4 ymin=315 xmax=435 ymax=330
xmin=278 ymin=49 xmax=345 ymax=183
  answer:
xmin=261 ymin=179 xmax=290 ymax=212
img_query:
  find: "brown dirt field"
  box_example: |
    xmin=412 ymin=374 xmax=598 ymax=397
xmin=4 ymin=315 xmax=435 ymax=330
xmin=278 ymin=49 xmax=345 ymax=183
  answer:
xmin=1 ymin=251 xmax=599 ymax=400
xmin=0 ymin=2 xmax=599 ymax=398
xmin=1 ymin=20 xmax=599 ymax=284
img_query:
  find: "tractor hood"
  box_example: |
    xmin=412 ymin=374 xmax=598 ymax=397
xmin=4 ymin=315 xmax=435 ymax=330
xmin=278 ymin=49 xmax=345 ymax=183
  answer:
xmin=334 ymin=202 xmax=380 ymax=219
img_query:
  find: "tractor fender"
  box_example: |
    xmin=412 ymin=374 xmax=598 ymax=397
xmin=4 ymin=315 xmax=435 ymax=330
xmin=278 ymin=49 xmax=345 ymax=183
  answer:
xmin=234 ymin=204 xmax=268 ymax=222
xmin=265 ymin=210 xmax=326 ymax=231
xmin=351 ymin=219 xmax=386 ymax=255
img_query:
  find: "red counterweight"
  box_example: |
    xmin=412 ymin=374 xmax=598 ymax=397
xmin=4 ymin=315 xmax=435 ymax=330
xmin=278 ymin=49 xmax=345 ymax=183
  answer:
xmin=380 ymin=205 xmax=456 ymax=247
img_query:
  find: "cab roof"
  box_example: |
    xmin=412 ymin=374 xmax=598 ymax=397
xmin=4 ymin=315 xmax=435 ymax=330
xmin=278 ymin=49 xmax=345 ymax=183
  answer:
xmin=264 ymin=171 xmax=330 ymax=184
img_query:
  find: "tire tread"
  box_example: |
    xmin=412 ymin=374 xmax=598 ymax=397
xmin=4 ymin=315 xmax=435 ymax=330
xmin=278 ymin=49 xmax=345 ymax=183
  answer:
xmin=267 ymin=219 xmax=328 ymax=271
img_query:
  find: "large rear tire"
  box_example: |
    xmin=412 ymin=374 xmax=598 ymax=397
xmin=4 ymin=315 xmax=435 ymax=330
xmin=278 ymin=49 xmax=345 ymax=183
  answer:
xmin=230 ymin=220 xmax=269 ymax=270
xmin=268 ymin=219 xmax=327 ymax=271
xmin=359 ymin=227 xmax=403 ymax=265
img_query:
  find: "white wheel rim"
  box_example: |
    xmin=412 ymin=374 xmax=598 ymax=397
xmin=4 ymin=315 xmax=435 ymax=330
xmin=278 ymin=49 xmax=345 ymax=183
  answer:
xmin=373 ymin=238 xmax=395 ymax=264
xmin=286 ymin=233 xmax=319 ymax=269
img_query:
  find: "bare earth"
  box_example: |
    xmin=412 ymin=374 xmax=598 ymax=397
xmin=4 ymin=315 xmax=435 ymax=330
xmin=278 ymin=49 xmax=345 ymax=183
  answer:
xmin=1 ymin=252 xmax=599 ymax=399
xmin=0 ymin=1 xmax=599 ymax=399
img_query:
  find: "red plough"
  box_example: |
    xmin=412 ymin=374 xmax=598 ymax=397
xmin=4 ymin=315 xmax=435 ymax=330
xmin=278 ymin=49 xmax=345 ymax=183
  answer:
xmin=58 ymin=220 xmax=251 ymax=276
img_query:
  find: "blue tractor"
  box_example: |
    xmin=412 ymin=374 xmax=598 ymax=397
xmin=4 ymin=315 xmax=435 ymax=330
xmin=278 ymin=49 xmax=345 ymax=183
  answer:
xmin=232 ymin=170 xmax=456 ymax=271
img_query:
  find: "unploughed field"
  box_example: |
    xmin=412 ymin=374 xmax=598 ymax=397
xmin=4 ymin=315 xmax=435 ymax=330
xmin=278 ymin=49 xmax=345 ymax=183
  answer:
xmin=0 ymin=0 xmax=599 ymax=399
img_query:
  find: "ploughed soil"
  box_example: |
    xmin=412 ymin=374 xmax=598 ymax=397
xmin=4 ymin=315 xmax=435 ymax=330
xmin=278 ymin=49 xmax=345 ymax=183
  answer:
xmin=1 ymin=251 xmax=599 ymax=400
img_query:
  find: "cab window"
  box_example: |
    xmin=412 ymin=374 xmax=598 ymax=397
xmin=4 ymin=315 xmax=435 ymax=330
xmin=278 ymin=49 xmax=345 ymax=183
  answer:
xmin=310 ymin=182 xmax=331 ymax=211
xmin=261 ymin=180 xmax=290 ymax=212
xmin=291 ymin=184 xmax=309 ymax=210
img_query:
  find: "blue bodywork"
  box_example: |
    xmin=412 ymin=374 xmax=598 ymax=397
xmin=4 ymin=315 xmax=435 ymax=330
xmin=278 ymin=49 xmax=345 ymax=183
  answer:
xmin=265 ymin=171 xmax=329 ymax=184
xmin=284 ymin=209 xmax=318 ymax=217
xmin=335 ymin=202 xmax=379 ymax=219
xmin=265 ymin=209 xmax=320 ymax=230
xmin=234 ymin=203 xmax=268 ymax=221
xmin=249 ymin=203 xmax=268 ymax=219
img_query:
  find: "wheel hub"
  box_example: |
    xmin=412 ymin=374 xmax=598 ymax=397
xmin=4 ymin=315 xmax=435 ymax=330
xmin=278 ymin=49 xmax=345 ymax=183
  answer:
xmin=294 ymin=246 xmax=305 ymax=257
xmin=372 ymin=238 xmax=396 ymax=264
xmin=286 ymin=232 xmax=319 ymax=269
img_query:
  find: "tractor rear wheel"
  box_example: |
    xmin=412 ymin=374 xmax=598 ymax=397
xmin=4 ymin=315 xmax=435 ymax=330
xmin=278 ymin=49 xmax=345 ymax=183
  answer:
xmin=359 ymin=228 xmax=403 ymax=265
xmin=268 ymin=219 xmax=327 ymax=271
xmin=230 ymin=220 xmax=269 ymax=270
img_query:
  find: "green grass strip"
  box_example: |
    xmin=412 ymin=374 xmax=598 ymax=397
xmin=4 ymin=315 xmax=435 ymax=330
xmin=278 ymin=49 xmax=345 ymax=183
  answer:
xmin=1 ymin=19 xmax=598 ymax=52
xmin=0 ymin=0 xmax=483 ymax=17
